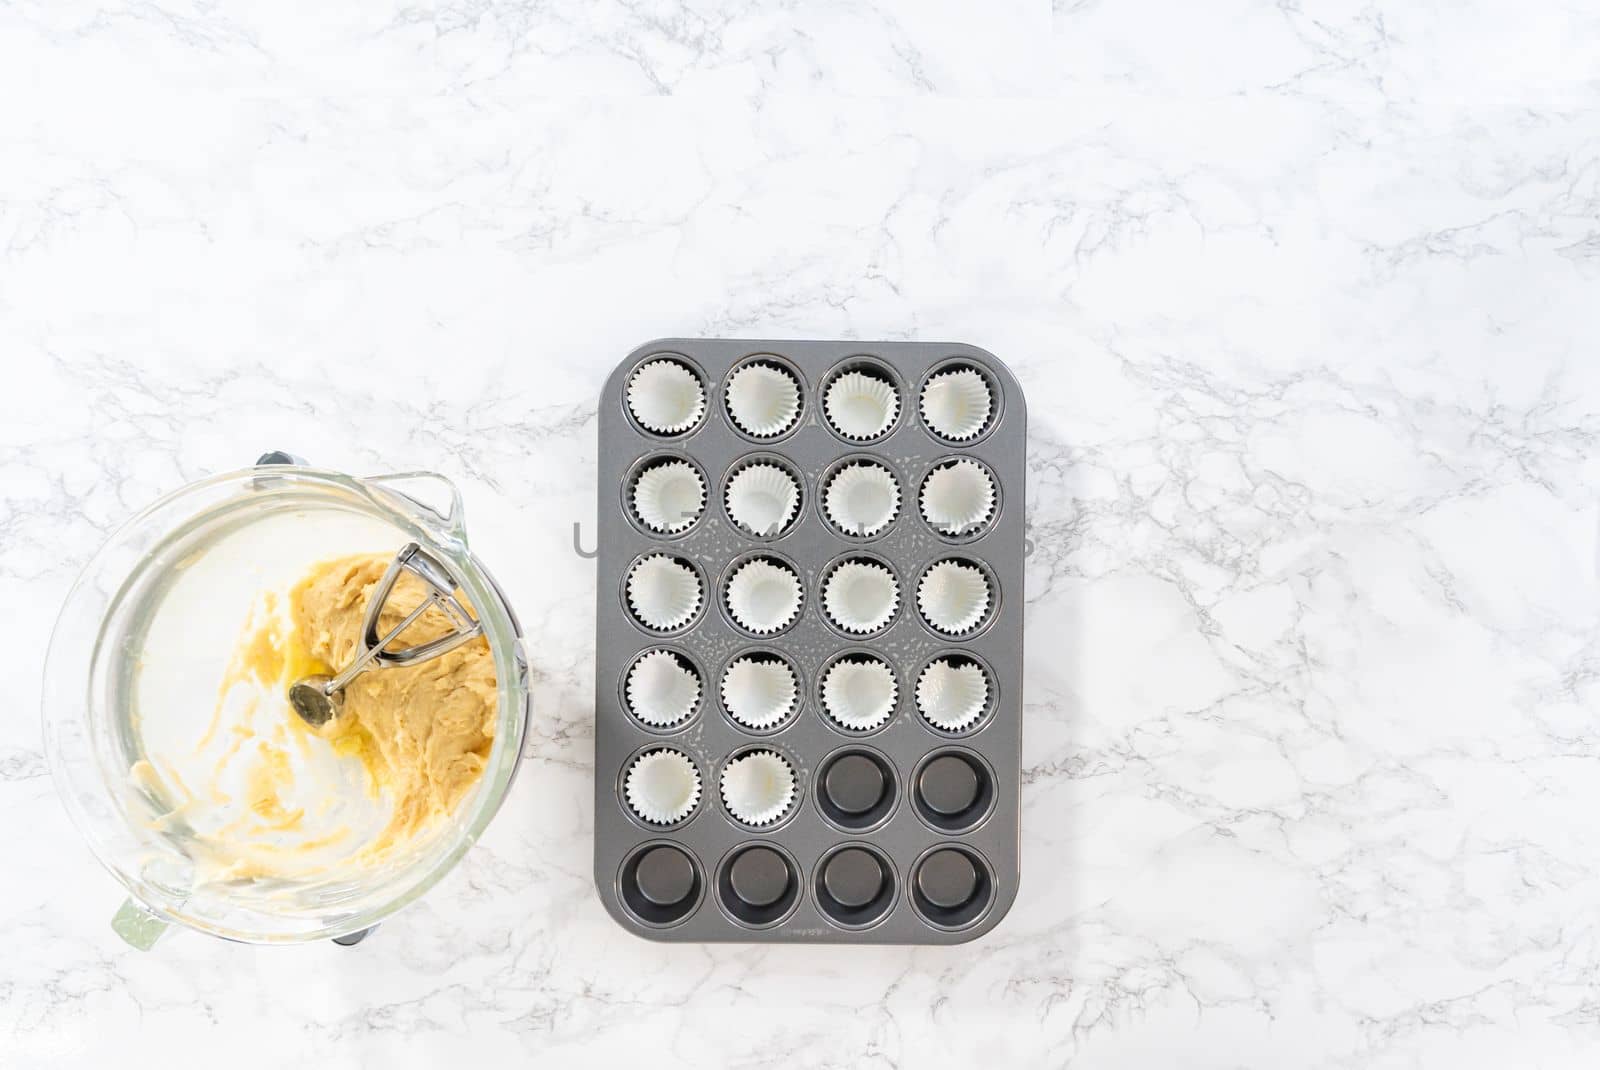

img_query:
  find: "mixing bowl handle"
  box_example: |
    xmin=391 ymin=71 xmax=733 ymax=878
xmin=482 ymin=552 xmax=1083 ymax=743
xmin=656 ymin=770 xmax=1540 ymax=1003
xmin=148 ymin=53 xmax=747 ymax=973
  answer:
xmin=111 ymin=898 xmax=170 ymax=951
xmin=362 ymin=471 xmax=469 ymax=547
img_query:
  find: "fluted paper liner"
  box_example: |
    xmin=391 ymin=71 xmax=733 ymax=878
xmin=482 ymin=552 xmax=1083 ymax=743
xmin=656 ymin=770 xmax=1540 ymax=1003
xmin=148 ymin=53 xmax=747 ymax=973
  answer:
xmin=633 ymin=459 xmax=706 ymax=533
xmin=627 ymin=554 xmax=701 ymax=631
xmin=916 ymin=559 xmax=990 ymax=635
xmin=920 ymin=368 xmax=992 ymax=441
xmin=726 ymin=463 xmax=800 ymax=537
xmin=720 ymin=750 xmax=796 ymax=826
xmin=726 ymin=363 xmax=801 ymax=437
xmin=822 ymin=656 xmax=897 ymax=731
xmin=824 ymin=461 xmax=900 ymax=537
xmin=916 ymin=658 xmax=989 ymax=731
xmin=726 ymin=558 xmax=802 ymax=634
xmin=825 ymin=370 xmax=899 ymax=440
xmin=628 ymin=359 xmax=705 ymax=434
xmin=626 ymin=650 xmax=701 ymax=727
xmin=823 ymin=560 xmax=900 ymax=634
xmin=721 ymin=655 xmax=798 ymax=730
xmin=920 ymin=459 xmax=995 ymax=534
xmin=625 ymin=749 xmax=701 ymax=824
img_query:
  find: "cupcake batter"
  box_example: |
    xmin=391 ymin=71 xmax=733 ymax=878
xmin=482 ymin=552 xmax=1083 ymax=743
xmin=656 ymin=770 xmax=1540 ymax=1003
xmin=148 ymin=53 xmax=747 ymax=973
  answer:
xmin=283 ymin=553 xmax=496 ymax=849
xmin=135 ymin=552 xmax=496 ymax=881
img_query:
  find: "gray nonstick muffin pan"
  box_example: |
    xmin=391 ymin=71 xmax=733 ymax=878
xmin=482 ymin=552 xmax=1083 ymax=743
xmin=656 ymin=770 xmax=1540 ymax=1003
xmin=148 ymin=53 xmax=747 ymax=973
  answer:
xmin=593 ymin=338 xmax=1024 ymax=943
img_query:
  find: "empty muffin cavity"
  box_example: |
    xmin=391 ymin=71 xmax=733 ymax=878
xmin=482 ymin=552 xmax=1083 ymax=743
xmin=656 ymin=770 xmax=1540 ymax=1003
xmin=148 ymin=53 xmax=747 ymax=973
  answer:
xmin=911 ymin=748 xmax=996 ymax=833
xmin=815 ymin=747 xmax=898 ymax=833
xmin=814 ymin=843 xmax=896 ymax=929
xmin=718 ymin=843 xmax=801 ymax=928
xmin=619 ymin=842 xmax=704 ymax=927
xmin=911 ymin=845 xmax=995 ymax=931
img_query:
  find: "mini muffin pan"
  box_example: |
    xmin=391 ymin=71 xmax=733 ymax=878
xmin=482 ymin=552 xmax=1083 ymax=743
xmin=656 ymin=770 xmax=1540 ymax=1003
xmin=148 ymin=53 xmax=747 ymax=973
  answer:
xmin=594 ymin=339 xmax=1024 ymax=943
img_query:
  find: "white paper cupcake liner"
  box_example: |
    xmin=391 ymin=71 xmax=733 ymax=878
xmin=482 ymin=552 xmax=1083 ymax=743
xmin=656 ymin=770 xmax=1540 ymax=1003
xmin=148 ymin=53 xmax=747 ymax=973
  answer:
xmin=632 ymin=459 xmax=706 ymax=534
xmin=821 ymin=656 xmax=898 ymax=731
xmin=824 ymin=461 xmax=900 ymax=537
xmin=916 ymin=560 xmax=991 ymax=635
xmin=624 ymin=749 xmax=702 ymax=824
xmin=725 ymin=557 xmax=802 ymax=634
xmin=721 ymin=655 xmax=798 ymax=730
xmin=628 ymin=359 xmax=705 ymax=434
xmin=626 ymin=650 xmax=701 ymax=727
xmin=627 ymin=554 xmax=702 ymax=631
xmin=726 ymin=362 xmax=801 ymax=438
xmin=824 ymin=370 xmax=899 ymax=440
xmin=920 ymin=367 xmax=992 ymax=441
xmin=725 ymin=463 xmax=801 ymax=537
xmin=915 ymin=658 xmax=989 ymax=732
xmin=920 ymin=459 xmax=995 ymax=535
xmin=720 ymin=750 xmax=796 ymax=826
xmin=822 ymin=560 xmax=900 ymax=634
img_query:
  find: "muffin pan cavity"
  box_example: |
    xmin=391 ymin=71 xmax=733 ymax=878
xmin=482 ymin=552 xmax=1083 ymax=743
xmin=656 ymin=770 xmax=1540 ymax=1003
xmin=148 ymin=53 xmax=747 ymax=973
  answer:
xmin=822 ymin=458 xmax=901 ymax=539
xmin=719 ymin=747 xmax=800 ymax=828
xmin=623 ymin=648 xmax=702 ymax=730
xmin=720 ymin=650 xmax=800 ymax=732
xmin=627 ymin=357 xmax=707 ymax=437
xmin=821 ymin=358 xmax=903 ymax=443
xmin=911 ymin=844 xmax=995 ymax=931
xmin=725 ymin=356 xmax=803 ymax=440
xmin=919 ymin=360 xmax=999 ymax=444
xmin=628 ymin=455 xmax=707 ymax=536
xmin=619 ymin=842 xmax=704 ymax=927
xmin=919 ymin=457 xmax=998 ymax=539
xmin=915 ymin=652 xmax=995 ymax=735
xmin=912 ymin=748 xmax=996 ymax=834
xmin=718 ymin=843 xmax=802 ymax=928
xmin=596 ymin=339 xmax=1024 ymax=944
xmin=816 ymin=747 xmax=899 ymax=833
xmin=723 ymin=455 xmax=803 ymax=539
xmin=815 ymin=843 xmax=897 ymax=929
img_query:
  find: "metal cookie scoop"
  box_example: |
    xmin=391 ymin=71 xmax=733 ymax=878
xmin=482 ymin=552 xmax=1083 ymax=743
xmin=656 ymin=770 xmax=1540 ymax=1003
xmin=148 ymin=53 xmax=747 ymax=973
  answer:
xmin=288 ymin=542 xmax=482 ymax=727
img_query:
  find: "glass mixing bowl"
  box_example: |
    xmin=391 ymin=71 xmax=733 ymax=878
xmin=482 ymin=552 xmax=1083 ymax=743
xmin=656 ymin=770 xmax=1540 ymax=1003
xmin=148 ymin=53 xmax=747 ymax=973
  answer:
xmin=42 ymin=463 xmax=529 ymax=947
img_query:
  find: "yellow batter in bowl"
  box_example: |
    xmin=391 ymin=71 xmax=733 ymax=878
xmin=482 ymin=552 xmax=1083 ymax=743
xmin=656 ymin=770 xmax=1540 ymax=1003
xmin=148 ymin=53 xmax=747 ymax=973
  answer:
xmin=287 ymin=554 xmax=496 ymax=846
xmin=135 ymin=552 xmax=496 ymax=882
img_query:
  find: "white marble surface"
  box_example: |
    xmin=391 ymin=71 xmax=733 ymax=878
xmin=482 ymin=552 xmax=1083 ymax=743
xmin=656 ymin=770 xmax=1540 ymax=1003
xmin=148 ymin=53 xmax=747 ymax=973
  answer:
xmin=4 ymin=0 xmax=1600 ymax=1065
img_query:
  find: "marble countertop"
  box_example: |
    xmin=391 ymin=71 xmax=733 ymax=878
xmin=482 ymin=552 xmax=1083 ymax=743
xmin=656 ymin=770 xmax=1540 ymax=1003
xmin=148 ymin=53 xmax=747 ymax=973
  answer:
xmin=4 ymin=1 xmax=1599 ymax=1066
